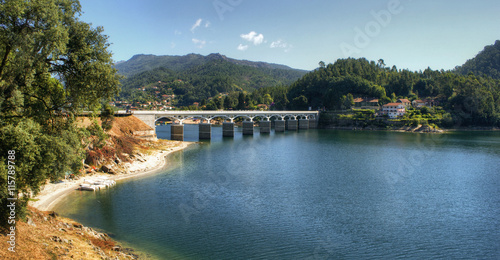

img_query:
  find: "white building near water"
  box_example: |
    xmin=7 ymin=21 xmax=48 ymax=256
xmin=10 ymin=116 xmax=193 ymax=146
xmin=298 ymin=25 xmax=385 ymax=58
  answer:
xmin=381 ymin=103 xmax=406 ymax=118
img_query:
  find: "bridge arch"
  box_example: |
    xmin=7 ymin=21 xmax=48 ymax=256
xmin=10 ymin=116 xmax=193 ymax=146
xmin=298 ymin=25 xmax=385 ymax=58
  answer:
xmin=155 ymin=116 xmax=176 ymax=123
xmin=233 ymin=115 xmax=254 ymax=121
xmin=208 ymin=115 xmax=234 ymax=123
xmin=130 ymin=110 xmax=319 ymax=129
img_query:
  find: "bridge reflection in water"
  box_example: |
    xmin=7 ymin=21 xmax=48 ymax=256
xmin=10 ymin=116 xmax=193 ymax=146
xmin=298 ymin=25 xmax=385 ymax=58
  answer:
xmin=128 ymin=110 xmax=319 ymax=140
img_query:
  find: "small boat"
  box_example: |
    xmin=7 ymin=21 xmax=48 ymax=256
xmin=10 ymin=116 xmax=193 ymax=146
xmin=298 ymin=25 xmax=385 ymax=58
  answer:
xmin=79 ymin=183 xmax=96 ymax=191
xmin=94 ymin=184 xmax=107 ymax=190
xmin=79 ymin=177 xmax=116 ymax=191
xmin=93 ymin=178 xmax=116 ymax=187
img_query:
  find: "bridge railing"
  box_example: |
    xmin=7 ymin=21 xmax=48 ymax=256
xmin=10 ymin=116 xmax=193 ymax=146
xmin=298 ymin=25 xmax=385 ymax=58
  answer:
xmin=128 ymin=110 xmax=319 ymax=115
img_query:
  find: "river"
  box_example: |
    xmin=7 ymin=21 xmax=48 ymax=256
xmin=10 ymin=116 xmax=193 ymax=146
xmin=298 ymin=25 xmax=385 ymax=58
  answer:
xmin=54 ymin=126 xmax=500 ymax=259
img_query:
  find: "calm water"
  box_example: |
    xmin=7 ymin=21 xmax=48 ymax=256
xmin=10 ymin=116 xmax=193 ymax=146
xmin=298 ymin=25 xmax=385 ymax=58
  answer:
xmin=55 ymin=126 xmax=500 ymax=259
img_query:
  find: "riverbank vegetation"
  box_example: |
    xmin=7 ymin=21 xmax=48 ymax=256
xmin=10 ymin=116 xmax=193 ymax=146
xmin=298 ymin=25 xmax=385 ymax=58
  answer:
xmin=287 ymin=55 xmax=499 ymax=128
xmin=319 ymin=109 xmax=444 ymax=132
xmin=0 ymin=0 xmax=120 ymax=232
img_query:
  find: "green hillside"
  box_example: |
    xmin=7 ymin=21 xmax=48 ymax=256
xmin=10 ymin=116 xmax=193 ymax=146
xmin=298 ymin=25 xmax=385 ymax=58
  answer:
xmin=286 ymin=57 xmax=500 ymax=126
xmin=455 ymin=40 xmax=500 ymax=79
xmin=115 ymin=53 xmax=306 ymax=77
xmin=117 ymin=53 xmax=307 ymax=106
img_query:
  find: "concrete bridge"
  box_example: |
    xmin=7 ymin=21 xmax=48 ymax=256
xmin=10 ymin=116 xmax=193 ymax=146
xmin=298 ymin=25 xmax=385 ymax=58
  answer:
xmin=125 ymin=110 xmax=320 ymax=140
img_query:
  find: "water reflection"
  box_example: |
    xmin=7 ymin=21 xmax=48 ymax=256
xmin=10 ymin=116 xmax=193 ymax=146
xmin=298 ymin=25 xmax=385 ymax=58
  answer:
xmin=55 ymin=130 xmax=500 ymax=259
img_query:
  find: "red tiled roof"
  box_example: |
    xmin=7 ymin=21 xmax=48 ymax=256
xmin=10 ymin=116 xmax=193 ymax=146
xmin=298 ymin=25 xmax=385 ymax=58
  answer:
xmin=384 ymin=103 xmax=404 ymax=107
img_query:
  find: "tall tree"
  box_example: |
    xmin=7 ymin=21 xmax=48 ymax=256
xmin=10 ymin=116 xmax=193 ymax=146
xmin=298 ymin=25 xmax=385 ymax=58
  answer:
xmin=377 ymin=59 xmax=386 ymax=68
xmin=223 ymin=95 xmax=233 ymax=110
xmin=237 ymin=92 xmax=246 ymax=110
xmin=290 ymin=95 xmax=308 ymax=110
xmin=341 ymin=93 xmax=355 ymax=110
xmin=0 ymin=0 xmax=120 ymax=231
xmin=262 ymin=94 xmax=273 ymax=106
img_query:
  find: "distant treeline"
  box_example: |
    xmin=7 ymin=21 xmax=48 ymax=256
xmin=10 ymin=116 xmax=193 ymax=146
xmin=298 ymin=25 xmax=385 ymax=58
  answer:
xmin=284 ymin=58 xmax=499 ymax=126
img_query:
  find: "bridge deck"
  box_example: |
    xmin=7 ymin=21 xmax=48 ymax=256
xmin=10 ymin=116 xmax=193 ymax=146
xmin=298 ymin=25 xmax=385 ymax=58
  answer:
xmin=125 ymin=110 xmax=318 ymax=116
xmin=125 ymin=110 xmax=319 ymax=128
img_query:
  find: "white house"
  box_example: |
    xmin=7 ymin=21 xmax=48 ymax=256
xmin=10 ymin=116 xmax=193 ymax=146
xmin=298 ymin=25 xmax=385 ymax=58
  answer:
xmin=381 ymin=103 xmax=406 ymax=118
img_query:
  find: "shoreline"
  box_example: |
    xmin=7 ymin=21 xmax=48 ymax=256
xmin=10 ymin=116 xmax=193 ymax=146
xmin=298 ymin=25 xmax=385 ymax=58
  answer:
xmin=30 ymin=141 xmax=194 ymax=212
xmin=321 ymin=125 xmax=444 ymax=133
xmin=321 ymin=125 xmax=500 ymax=133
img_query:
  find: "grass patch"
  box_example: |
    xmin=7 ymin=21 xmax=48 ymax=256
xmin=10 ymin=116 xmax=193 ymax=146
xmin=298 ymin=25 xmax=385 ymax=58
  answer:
xmin=90 ymin=237 xmax=116 ymax=251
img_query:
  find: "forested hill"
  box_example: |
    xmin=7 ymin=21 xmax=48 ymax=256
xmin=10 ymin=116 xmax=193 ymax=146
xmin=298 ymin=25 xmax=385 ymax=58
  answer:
xmin=455 ymin=40 xmax=500 ymax=79
xmin=117 ymin=53 xmax=307 ymax=105
xmin=287 ymin=58 xmax=500 ymax=126
xmin=115 ymin=53 xmax=306 ymax=77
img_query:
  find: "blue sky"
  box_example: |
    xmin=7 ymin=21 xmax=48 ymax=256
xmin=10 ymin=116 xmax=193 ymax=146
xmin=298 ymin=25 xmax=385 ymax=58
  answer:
xmin=79 ymin=0 xmax=500 ymax=71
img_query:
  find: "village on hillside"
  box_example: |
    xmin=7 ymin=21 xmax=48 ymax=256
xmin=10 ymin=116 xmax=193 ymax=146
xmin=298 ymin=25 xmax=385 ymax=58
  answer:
xmin=352 ymin=97 xmax=440 ymax=119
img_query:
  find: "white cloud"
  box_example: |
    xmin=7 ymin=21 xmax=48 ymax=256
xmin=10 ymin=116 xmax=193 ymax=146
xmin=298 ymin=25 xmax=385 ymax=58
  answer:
xmin=270 ymin=39 xmax=293 ymax=52
xmin=240 ymin=31 xmax=264 ymax=45
xmin=174 ymin=30 xmax=182 ymax=35
xmin=205 ymin=21 xmax=211 ymax=28
xmin=237 ymin=44 xmax=249 ymax=51
xmin=192 ymin=38 xmax=206 ymax=48
xmin=270 ymin=40 xmax=285 ymax=48
xmin=191 ymin=18 xmax=203 ymax=33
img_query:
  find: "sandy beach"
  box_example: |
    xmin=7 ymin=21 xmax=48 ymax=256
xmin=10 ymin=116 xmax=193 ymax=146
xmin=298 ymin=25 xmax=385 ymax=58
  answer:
xmin=30 ymin=141 xmax=193 ymax=212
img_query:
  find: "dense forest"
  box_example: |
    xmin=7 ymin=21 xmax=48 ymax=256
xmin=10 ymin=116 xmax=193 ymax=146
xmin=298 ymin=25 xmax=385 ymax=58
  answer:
xmin=115 ymin=53 xmax=305 ymax=77
xmin=116 ymin=53 xmax=307 ymax=106
xmin=455 ymin=40 xmax=500 ymax=79
xmin=286 ymin=57 xmax=499 ymax=126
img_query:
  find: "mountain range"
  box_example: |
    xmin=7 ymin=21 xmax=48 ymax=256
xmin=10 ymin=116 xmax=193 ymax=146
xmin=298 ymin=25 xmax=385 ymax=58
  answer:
xmin=115 ymin=53 xmax=307 ymax=77
xmin=115 ymin=53 xmax=308 ymax=106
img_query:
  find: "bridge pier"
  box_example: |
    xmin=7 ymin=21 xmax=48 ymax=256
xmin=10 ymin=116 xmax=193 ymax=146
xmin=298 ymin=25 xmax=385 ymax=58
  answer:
xmin=242 ymin=121 xmax=254 ymax=135
xmin=199 ymin=123 xmax=211 ymax=139
xmin=260 ymin=121 xmax=271 ymax=133
xmin=171 ymin=124 xmax=184 ymax=141
xmin=309 ymin=119 xmax=318 ymax=129
xmin=223 ymin=122 xmax=234 ymax=137
xmin=287 ymin=120 xmax=298 ymax=131
xmin=130 ymin=111 xmax=320 ymax=139
xmin=275 ymin=120 xmax=285 ymax=132
xmin=299 ymin=119 xmax=310 ymax=130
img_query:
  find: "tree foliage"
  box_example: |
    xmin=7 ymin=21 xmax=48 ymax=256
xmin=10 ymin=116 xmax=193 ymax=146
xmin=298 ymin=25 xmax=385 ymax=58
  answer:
xmin=287 ymin=57 xmax=500 ymax=126
xmin=101 ymin=103 xmax=115 ymax=131
xmin=118 ymin=56 xmax=306 ymax=107
xmin=0 ymin=0 xmax=120 ymax=231
xmin=455 ymin=40 xmax=500 ymax=79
